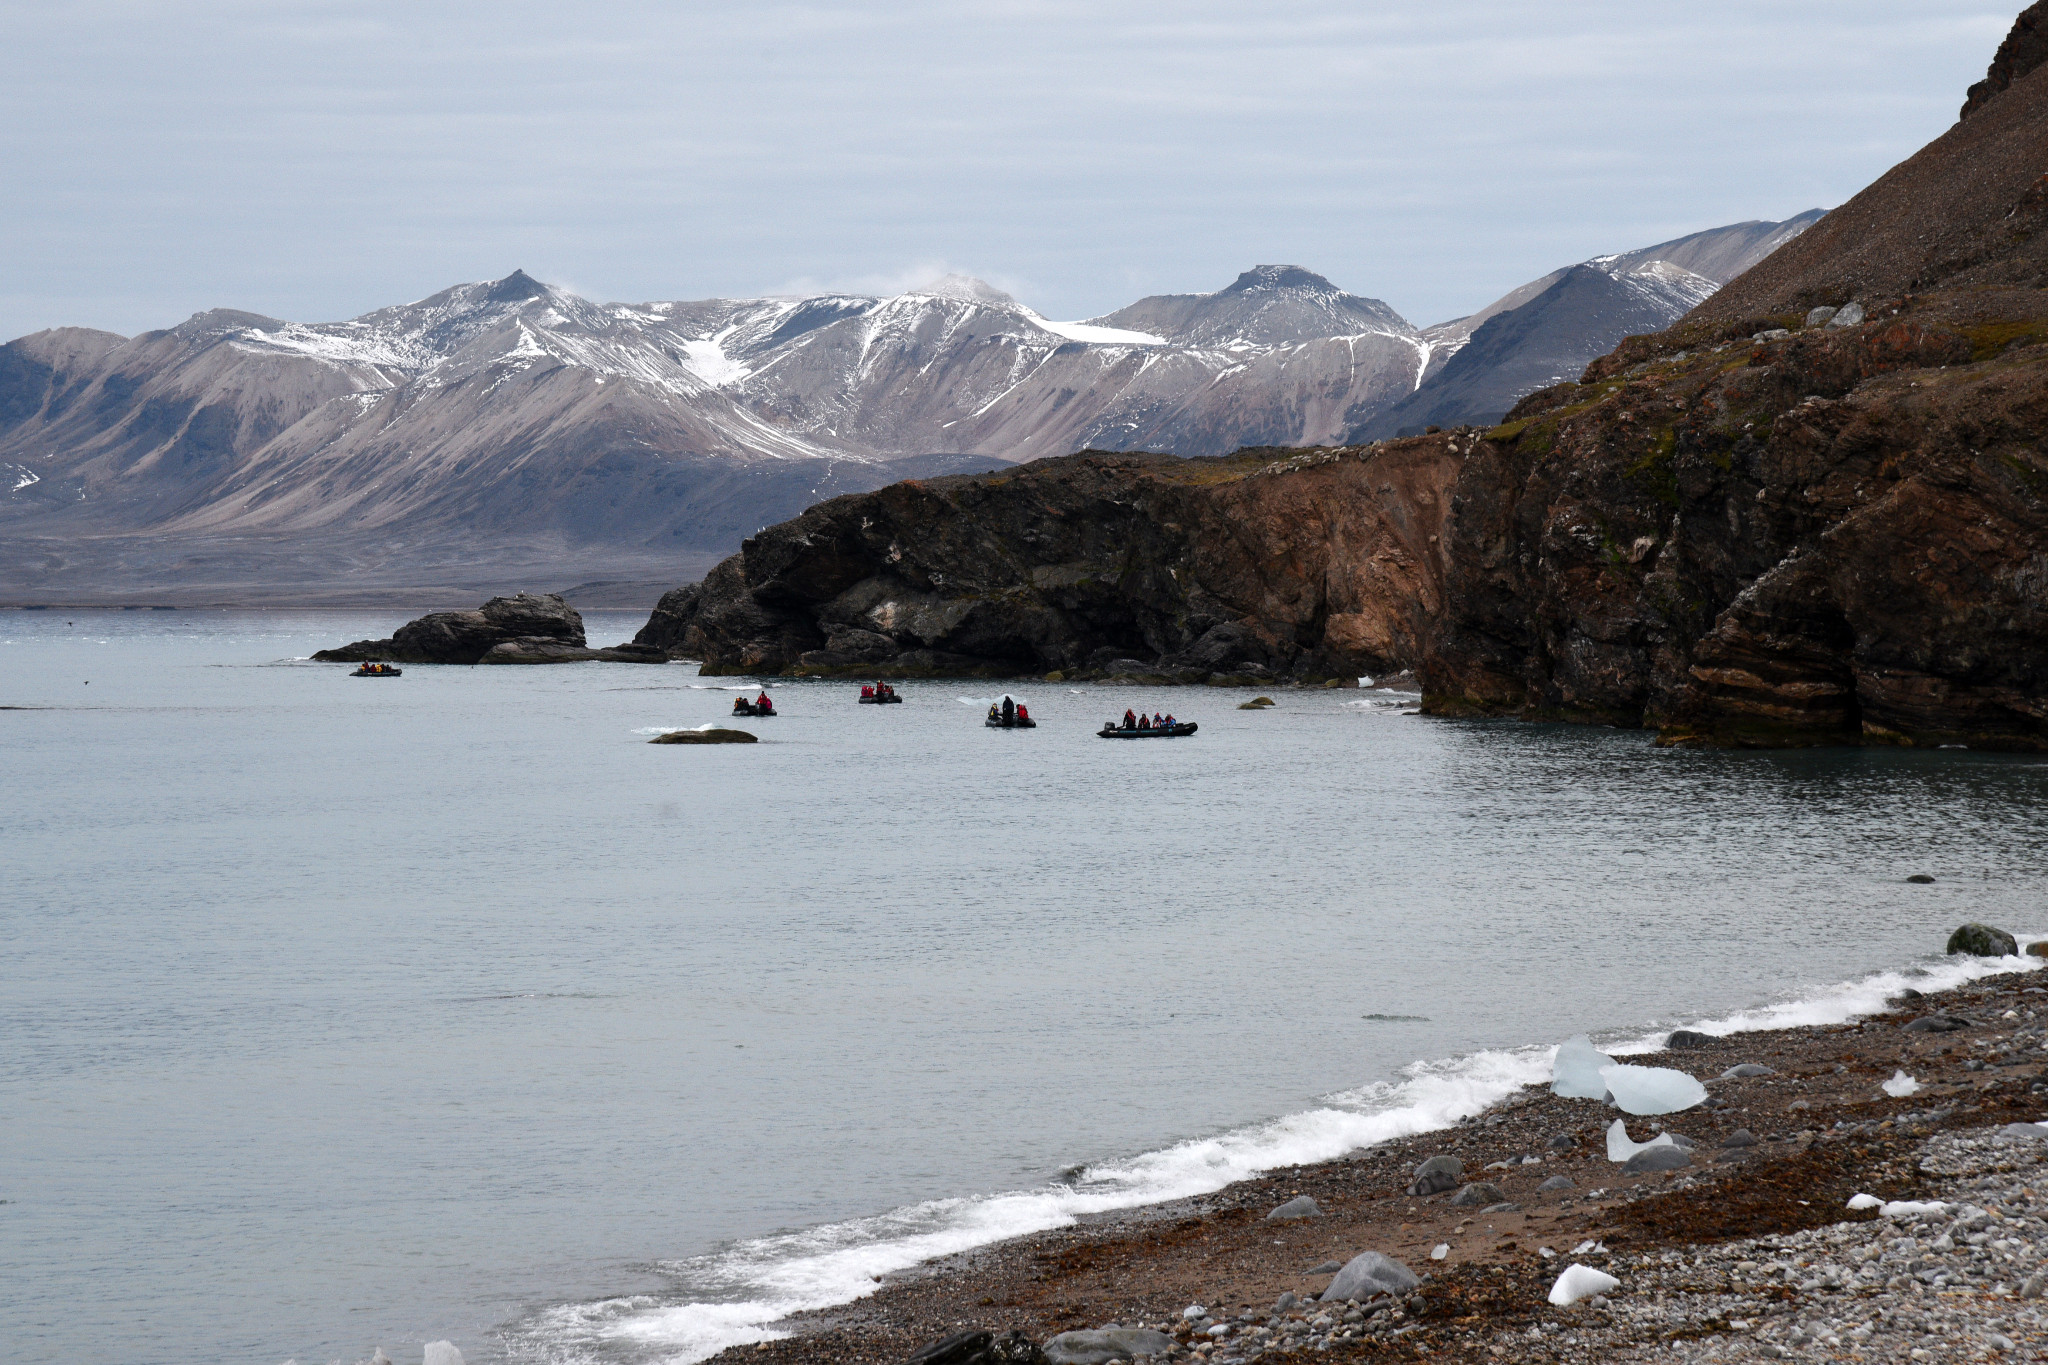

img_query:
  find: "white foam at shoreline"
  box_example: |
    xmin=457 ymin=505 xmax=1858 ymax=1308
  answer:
xmin=523 ymin=948 xmax=2043 ymax=1363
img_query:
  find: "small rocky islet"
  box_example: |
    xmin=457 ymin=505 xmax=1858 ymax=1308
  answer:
xmin=312 ymin=592 xmax=666 ymax=665
xmin=720 ymin=923 xmax=2048 ymax=1365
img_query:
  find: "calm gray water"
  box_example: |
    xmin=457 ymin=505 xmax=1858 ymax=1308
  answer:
xmin=3 ymin=610 xmax=2045 ymax=1365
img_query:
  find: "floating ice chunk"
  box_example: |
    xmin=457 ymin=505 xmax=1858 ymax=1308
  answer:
xmin=1847 ymin=1193 xmax=1883 ymax=1210
xmin=1552 ymin=1035 xmax=1617 ymax=1099
xmin=423 ymin=1346 xmax=464 ymax=1365
xmin=1605 ymin=1118 xmax=1680 ymax=1163
xmin=1882 ymin=1070 xmax=1923 ymax=1097
xmin=1599 ymin=1063 xmax=1707 ymax=1115
xmin=1549 ymin=1263 xmax=1620 ymax=1305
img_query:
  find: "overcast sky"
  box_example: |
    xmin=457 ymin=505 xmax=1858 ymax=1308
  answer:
xmin=0 ymin=1 xmax=2016 ymax=340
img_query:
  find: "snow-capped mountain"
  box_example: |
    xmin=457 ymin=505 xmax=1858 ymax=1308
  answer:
xmin=1356 ymin=212 xmax=1825 ymax=438
xmin=0 ymin=219 xmax=1819 ymax=600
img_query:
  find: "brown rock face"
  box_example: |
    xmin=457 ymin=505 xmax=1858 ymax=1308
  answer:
xmin=313 ymin=592 xmax=592 ymax=664
xmin=1963 ymin=1 xmax=2048 ymax=119
xmin=1418 ymin=295 xmax=2048 ymax=750
xmin=1689 ymin=39 xmax=2048 ymax=320
xmin=634 ymin=446 xmax=1460 ymax=681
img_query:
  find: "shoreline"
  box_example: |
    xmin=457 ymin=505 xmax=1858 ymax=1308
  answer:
xmin=668 ymin=950 xmax=2048 ymax=1365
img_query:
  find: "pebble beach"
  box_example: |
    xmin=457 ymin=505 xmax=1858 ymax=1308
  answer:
xmin=716 ymin=954 xmax=2048 ymax=1365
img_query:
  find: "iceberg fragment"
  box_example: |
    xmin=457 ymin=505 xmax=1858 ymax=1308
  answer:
xmin=1882 ymin=1070 xmax=1922 ymax=1097
xmin=1846 ymin=1193 xmax=1882 ymax=1210
xmin=1551 ymin=1035 xmax=1616 ymax=1099
xmin=1599 ymin=1063 xmax=1707 ymax=1115
xmin=1605 ymin=1118 xmax=1680 ymax=1163
xmin=1548 ymin=1263 xmax=1620 ymax=1305
xmin=423 ymin=1346 xmax=465 ymax=1365
xmin=1880 ymin=1200 xmax=1949 ymax=1219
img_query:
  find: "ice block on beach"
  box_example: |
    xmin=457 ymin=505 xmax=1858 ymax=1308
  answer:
xmin=1599 ymin=1063 xmax=1706 ymax=1115
xmin=1549 ymin=1263 xmax=1620 ymax=1305
xmin=1605 ymin=1118 xmax=1680 ymax=1163
xmin=1551 ymin=1034 xmax=1617 ymax=1099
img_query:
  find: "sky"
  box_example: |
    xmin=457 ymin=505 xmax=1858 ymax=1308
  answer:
xmin=0 ymin=1 xmax=2019 ymax=340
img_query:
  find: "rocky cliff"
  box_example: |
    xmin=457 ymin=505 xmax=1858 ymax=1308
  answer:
xmin=634 ymin=445 xmax=1460 ymax=682
xmin=1412 ymin=11 xmax=2048 ymax=749
xmin=636 ymin=8 xmax=2048 ymax=752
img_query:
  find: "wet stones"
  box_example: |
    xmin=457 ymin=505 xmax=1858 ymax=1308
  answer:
xmin=1666 ymin=1030 xmax=1714 ymax=1049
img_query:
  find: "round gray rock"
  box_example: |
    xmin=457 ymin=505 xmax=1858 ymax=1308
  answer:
xmin=1948 ymin=923 xmax=2018 ymax=957
xmin=1666 ymin=1029 xmax=1714 ymax=1050
xmin=1321 ymin=1250 xmax=1422 ymax=1302
xmin=1266 ymin=1195 xmax=1323 ymax=1221
xmin=1720 ymin=1064 xmax=1776 ymax=1078
xmin=1537 ymin=1174 xmax=1576 ymax=1191
xmin=1407 ymin=1154 xmax=1464 ymax=1196
xmin=1805 ymin=306 xmax=1838 ymax=328
xmin=1623 ymin=1145 xmax=1694 ymax=1174
xmin=1447 ymin=1182 xmax=1508 ymax=1208
xmin=1042 ymin=1328 xmax=1172 ymax=1364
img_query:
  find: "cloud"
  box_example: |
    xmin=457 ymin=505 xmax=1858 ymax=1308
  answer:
xmin=0 ymin=1 xmax=2020 ymax=337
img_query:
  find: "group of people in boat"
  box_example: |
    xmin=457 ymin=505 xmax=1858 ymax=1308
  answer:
xmin=1118 ymin=708 xmax=1176 ymax=731
xmin=859 ymin=683 xmax=898 ymax=700
xmin=733 ymin=692 xmax=774 ymax=715
xmin=355 ymin=662 xmax=397 ymax=675
xmin=987 ymin=698 xmax=1031 ymax=722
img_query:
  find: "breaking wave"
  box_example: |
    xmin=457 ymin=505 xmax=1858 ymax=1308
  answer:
xmin=514 ymin=948 xmax=2042 ymax=1363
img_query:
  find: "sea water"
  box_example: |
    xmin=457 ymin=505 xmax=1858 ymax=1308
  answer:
xmin=2 ymin=610 xmax=2044 ymax=1365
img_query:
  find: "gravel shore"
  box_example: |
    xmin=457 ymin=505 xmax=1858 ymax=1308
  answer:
xmin=711 ymin=964 xmax=2048 ymax=1364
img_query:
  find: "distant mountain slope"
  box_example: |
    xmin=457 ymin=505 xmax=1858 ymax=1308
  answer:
xmin=1692 ymin=43 xmax=2048 ymax=320
xmin=0 ymin=216 xmax=1821 ymax=602
xmin=1355 ymin=212 xmax=1824 ymax=437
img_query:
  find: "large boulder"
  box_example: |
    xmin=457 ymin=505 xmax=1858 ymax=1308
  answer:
xmin=1041 ymin=1328 xmax=1173 ymax=1364
xmin=1407 ymin=1155 xmax=1463 ymax=1196
xmin=906 ymin=1331 xmax=1049 ymax=1365
xmin=1948 ymin=923 xmax=2019 ymax=957
xmin=1321 ymin=1250 xmax=1421 ymax=1302
xmin=1447 ymin=1182 xmax=1508 ymax=1208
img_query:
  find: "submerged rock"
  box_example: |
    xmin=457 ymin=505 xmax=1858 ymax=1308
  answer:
xmin=649 ymin=728 xmax=757 ymax=744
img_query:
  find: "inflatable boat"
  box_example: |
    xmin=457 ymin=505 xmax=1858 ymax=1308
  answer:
xmin=1096 ymin=721 xmax=1197 ymax=738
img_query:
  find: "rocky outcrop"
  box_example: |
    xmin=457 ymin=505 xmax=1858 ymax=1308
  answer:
xmin=1409 ymin=7 xmax=2048 ymax=749
xmin=635 ymin=445 xmax=1460 ymax=681
xmin=1417 ymin=297 xmax=2048 ymax=749
xmin=314 ymin=592 xmax=663 ymax=664
xmin=1963 ymin=1 xmax=2048 ymax=119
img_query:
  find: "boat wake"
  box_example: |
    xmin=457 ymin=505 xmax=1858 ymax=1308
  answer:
xmin=511 ymin=948 xmax=2042 ymax=1363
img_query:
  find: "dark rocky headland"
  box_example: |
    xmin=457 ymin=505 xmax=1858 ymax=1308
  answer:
xmin=635 ymin=16 xmax=2048 ymax=750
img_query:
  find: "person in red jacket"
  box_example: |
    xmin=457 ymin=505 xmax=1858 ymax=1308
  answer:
xmin=757 ymin=692 xmax=772 ymax=712
xmin=1015 ymin=702 xmax=1029 ymax=721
